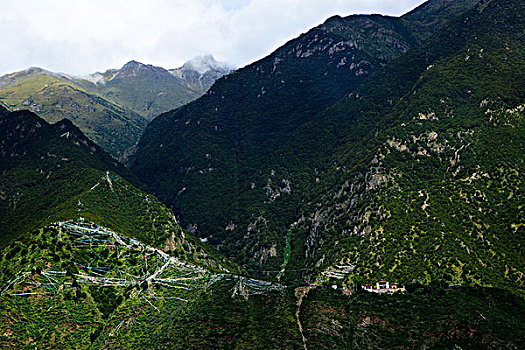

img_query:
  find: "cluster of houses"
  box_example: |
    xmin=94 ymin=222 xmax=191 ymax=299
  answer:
xmin=362 ymin=280 xmax=406 ymax=294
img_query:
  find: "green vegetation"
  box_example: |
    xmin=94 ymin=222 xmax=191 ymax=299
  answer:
xmin=0 ymin=68 xmax=147 ymax=160
xmin=131 ymin=0 xmax=523 ymax=298
xmin=301 ymin=285 xmax=525 ymax=349
xmin=95 ymin=280 xmax=299 ymax=349
xmin=401 ymin=0 xmax=480 ymax=42
xmin=0 ymin=59 xmax=229 ymax=160
xmin=2 ymin=227 xmax=523 ymax=350
xmin=288 ymin=0 xmax=525 ymax=296
xmin=0 ymin=0 xmax=524 ymax=348
xmin=0 ymin=109 xmax=237 ymax=274
xmin=0 ymin=220 xmax=233 ymax=348
xmin=132 ymin=2 xmax=461 ymax=274
xmin=80 ymin=61 xmax=206 ymax=121
xmin=2 ymin=222 xmax=522 ymax=349
xmin=0 ymin=109 xmax=131 ymax=245
xmin=277 ymin=231 xmax=292 ymax=281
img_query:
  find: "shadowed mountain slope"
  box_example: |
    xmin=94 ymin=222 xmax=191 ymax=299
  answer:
xmin=131 ymin=0 xmax=500 ymax=282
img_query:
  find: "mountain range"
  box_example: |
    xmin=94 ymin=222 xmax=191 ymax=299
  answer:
xmin=0 ymin=0 xmax=524 ymax=348
xmin=0 ymin=56 xmax=231 ymax=160
xmin=1 ymin=102 xmax=523 ymax=349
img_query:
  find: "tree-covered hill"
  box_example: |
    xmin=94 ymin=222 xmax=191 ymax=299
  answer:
xmin=132 ymin=3 xmax=468 ymax=229
xmin=1 ymin=1 xmax=524 ymax=348
xmin=131 ymin=0 xmax=520 ymax=287
xmin=0 ymin=108 xmax=223 ymax=261
xmin=281 ymin=0 xmax=525 ymax=294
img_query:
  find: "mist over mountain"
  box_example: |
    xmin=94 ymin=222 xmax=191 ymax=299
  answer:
xmin=79 ymin=55 xmax=232 ymax=121
xmin=170 ymin=55 xmax=233 ymax=94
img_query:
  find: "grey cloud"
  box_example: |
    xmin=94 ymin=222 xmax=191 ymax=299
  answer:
xmin=0 ymin=0 xmax=426 ymax=75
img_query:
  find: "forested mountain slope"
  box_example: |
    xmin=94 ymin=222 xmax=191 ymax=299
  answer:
xmin=131 ymin=0 xmax=500 ymax=280
xmin=0 ymin=105 xmax=523 ymax=349
xmin=1 ymin=1 xmax=524 ymax=347
xmin=0 ymin=108 xmax=246 ymax=347
xmin=0 ymin=108 xmax=225 ymax=266
xmin=281 ymin=0 xmax=525 ymax=293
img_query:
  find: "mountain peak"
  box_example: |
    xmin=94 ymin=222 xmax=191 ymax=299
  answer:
xmin=182 ymin=55 xmax=231 ymax=74
xmin=167 ymin=55 xmax=232 ymax=92
xmin=121 ymin=60 xmax=145 ymax=70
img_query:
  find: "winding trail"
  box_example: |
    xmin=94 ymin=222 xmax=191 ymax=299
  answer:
xmin=295 ymin=286 xmax=311 ymax=350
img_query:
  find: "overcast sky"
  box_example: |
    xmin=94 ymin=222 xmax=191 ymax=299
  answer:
xmin=0 ymin=0 xmax=426 ymax=76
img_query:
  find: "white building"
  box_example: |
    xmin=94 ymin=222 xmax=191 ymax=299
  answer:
xmin=362 ymin=280 xmax=405 ymax=294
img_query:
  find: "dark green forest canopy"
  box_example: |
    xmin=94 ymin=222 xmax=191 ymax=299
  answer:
xmin=131 ymin=0 xmax=524 ymax=297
